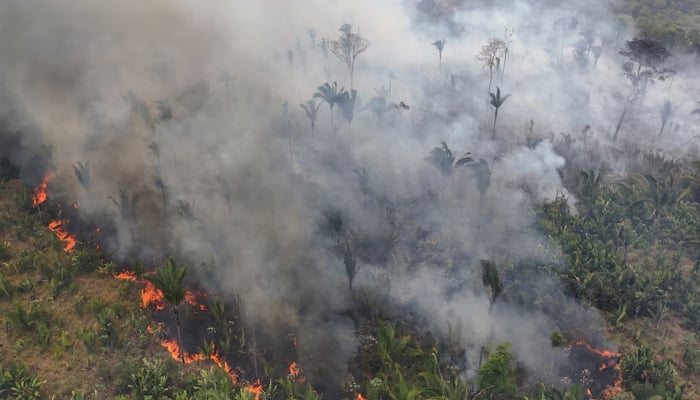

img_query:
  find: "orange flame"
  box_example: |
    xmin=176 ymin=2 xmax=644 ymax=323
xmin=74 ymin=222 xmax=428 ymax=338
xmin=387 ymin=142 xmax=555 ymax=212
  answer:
xmin=211 ymin=346 xmax=238 ymax=384
xmin=356 ymin=394 xmax=367 ymax=400
xmin=289 ymin=361 xmax=299 ymax=377
xmin=32 ymin=177 xmax=49 ymax=207
xmin=141 ymin=280 xmax=166 ymax=310
xmin=568 ymin=340 xmax=623 ymax=400
xmin=115 ymin=271 xmax=138 ymax=281
xmin=48 ymin=220 xmax=77 ymax=252
xmin=160 ymin=338 xmax=206 ymax=363
xmin=244 ymin=380 xmax=263 ymax=400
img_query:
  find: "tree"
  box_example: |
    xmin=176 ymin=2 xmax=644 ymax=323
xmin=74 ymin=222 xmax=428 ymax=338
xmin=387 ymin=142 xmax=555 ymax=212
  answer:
xmin=300 ymin=99 xmax=322 ymax=138
xmin=343 ymin=240 xmax=359 ymax=294
xmin=432 ymin=39 xmax=446 ymax=78
xmin=426 ymin=142 xmax=474 ymax=177
xmin=108 ymin=188 xmax=140 ymax=243
xmin=314 ymin=82 xmax=347 ymax=136
xmin=489 ymin=87 xmax=511 ymax=140
xmin=144 ymin=257 xmax=187 ymax=363
xmin=480 ymin=260 xmax=503 ymax=311
xmin=468 ymin=159 xmax=491 ymax=207
xmin=614 ymin=38 xmax=673 ymax=142
xmin=501 ymin=27 xmax=514 ymax=82
xmin=73 ymin=161 xmax=91 ymax=192
xmin=476 ymin=343 xmax=517 ymax=397
xmin=330 ymin=24 xmax=370 ymax=89
xmin=658 ymin=100 xmax=672 ymax=137
xmin=477 ymin=39 xmax=504 ymax=99
xmin=338 ymin=89 xmax=358 ymax=138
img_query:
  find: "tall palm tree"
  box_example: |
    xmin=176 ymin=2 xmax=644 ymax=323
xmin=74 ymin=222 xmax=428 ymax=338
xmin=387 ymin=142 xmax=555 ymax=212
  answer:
xmin=144 ymin=257 xmax=187 ymax=363
xmin=432 ymin=39 xmax=446 ymax=78
xmin=480 ymin=259 xmax=503 ymax=311
xmin=658 ymin=100 xmax=672 ymax=137
xmin=338 ymin=89 xmax=358 ymax=139
xmin=313 ymin=82 xmax=347 ymax=136
xmin=300 ymin=99 xmax=322 ymax=138
xmin=489 ymin=87 xmax=510 ymax=140
xmin=73 ymin=161 xmax=91 ymax=192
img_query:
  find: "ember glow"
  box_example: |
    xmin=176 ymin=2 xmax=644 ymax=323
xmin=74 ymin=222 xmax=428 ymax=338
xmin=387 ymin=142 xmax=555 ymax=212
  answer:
xmin=356 ymin=393 xmax=367 ymax=400
xmin=47 ymin=220 xmax=77 ymax=252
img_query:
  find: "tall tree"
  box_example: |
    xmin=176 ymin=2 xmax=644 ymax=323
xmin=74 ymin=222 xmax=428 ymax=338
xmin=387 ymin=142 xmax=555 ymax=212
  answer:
xmin=338 ymin=89 xmax=358 ymax=139
xmin=73 ymin=161 xmax=91 ymax=192
xmin=432 ymin=39 xmax=446 ymax=78
xmin=613 ymin=38 xmax=673 ymax=142
xmin=658 ymin=100 xmax=672 ymax=137
xmin=501 ymin=26 xmax=514 ymax=82
xmin=314 ymin=82 xmax=347 ymax=136
xmin=477 ymin=39 xmax=504 ymax=99
xmin=330 ymin=24 xmax=370 ymax=89
xmin=144 ymin=257 xmax=187 ymax=363
xmin=489 ymin=87 xmax=511 ymax=140
xmin=300 ymin=99 xmax=322 ymax=138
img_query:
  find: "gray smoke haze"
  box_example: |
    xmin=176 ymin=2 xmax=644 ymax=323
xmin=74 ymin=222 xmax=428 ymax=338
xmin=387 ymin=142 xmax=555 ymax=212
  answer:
xmin=1 ymin=0 xmax=698 ymax=389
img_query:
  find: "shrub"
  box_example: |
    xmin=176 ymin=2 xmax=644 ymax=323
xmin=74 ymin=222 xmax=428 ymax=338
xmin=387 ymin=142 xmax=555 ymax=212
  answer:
xmin=128 ymin=358 xmax=170 ymax=400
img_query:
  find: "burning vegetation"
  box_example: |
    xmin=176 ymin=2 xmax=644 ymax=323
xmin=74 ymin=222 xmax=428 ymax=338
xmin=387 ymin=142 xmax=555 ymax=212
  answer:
xmin=1 ymin=0 xmax=700 ymax=399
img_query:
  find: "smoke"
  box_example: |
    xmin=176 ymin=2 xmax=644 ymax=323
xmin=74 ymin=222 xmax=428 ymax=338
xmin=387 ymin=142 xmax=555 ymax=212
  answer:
xmin=0 ymin=0 xmax=696 ymax=391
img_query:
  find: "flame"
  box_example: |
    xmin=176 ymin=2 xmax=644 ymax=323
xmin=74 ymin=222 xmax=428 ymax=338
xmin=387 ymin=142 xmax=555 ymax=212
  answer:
xmin=115 ymin=271 xmax=137 ymax=281
xmin=48 ymin=220 xmax=77 ymax=252
xmin=141 ymin=280 xmax=166 ymax=310
xmin=210 ymin=346 xmax=238 ymax=384
xmin=160 ymin=338 xmax=206 ymax=363
xmin=356 ymin=394 xmax=367 ymax=400
xmin=32 ymin=176 xmax=49 ymax=207
xmin=244 ymin=380 xmax=263 ymax=400
xmin=568 ymin=341 xmax=623 ymax=400
xmin=289 ymin=361 xmax=299 ymax=377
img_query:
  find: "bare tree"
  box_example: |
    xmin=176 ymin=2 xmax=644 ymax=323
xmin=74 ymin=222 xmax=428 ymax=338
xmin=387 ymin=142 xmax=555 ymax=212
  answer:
xmin=501 ymin=26 xmax=514 ymax=82
xmin=613 ymin=38 xmax=673 ymax=142
xmin=477 ymin=39 xmax=504 ymax=98
xmin=330 ymin=24 xmax=370 ymax=89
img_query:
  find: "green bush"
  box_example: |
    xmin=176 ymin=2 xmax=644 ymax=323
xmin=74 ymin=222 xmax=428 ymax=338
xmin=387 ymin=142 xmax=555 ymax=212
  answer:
xmin=128 ymin=358 xmax=170 ymax=400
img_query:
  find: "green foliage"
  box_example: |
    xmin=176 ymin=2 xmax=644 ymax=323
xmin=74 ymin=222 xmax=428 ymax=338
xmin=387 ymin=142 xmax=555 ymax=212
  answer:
xmin=129 ymin=358 xmax=170 ymax=400
xmin=0 ymin=271 xmax=13 ymax=298
xmin=0 ymin=240 xmax=11 ymax=261
xmin=144 ymin=257 xmax=187 ymax=308
xmin=620 ymin=346 xmax=676 ymax=397
xmin=476 ymin=343 xmax=517 ymax=397
xmin=0 ymin=363 xmax=44 ymax=400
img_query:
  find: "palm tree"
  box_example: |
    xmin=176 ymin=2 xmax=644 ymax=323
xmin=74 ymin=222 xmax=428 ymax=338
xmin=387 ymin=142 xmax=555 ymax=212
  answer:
xmin=313 ymin=82 xmax=347 ymax=136
xmin=432 ymin=39 xmax=446 ymax=78
xmin=108 ymin=188 xmax=140 ymax=243
xmin=481 ymin=259 xmax=503 ymax=311
xmin=144 ymin=257 xmax=187 ymax=363
xmin=426 ymin=142 xmax=474 ymax=177
xmin=658 ymin=100 xmax=672 ymax=137
xmin=489 ymin=87 xmax=510 ymax=140
xmin=300 ymin=99 xmax=321 ymax=138
xmin=73 ymin=161 xmax=91 ymax=192
xmin=468 ymin=159 xmax=491 ymax=207
xmin=338 ymin=89 xmax=358 ymax=139
xmin=343 ymin=240 xmax=359 ymax=294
